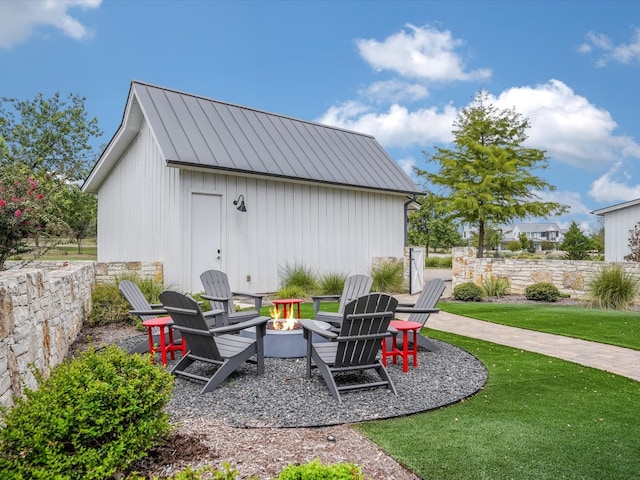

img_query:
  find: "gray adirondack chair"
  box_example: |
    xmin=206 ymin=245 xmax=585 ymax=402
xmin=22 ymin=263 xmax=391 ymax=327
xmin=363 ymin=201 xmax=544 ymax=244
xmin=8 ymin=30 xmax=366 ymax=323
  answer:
xmin=159 ymin=290 xmax=269 ymax=394
xmin=119 ymin=279 xmax=175 ymax=354
xmin=200 ymin=270 xmax=264 ymax=327
xmin=395 ymin=278 xmax=446 ymax=351
xmin=312 ymin=274 xmax=373 ymax=328
xmin=300 ymin=293 xmax=398 ymax=402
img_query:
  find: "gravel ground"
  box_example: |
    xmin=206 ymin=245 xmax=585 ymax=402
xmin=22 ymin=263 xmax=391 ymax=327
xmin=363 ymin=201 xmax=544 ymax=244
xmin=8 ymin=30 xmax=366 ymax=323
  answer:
xmin=116 ymin=335 xmax=487 ymax=428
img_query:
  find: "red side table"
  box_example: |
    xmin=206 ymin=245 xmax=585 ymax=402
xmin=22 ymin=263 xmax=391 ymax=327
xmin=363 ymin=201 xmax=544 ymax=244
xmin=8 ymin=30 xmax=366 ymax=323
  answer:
xmin=141 ymin=317 xmax=186 ymax=366
xmin=272 ymin=298 xmax=303 ymax=319
xmin=382 ymin=320 xmax=422 ymax=372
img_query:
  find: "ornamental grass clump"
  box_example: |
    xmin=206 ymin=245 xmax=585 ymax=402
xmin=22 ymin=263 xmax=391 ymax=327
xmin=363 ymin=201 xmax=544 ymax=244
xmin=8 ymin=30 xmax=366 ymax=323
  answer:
xmin=482 ymin=277 xmax=511 ymax=297
xmin=371 ymin=259 xmax=404 ymax=293
xmin=0 ymin=345 xmax=173 ymax=480
xmin=317 ymin=272 xmax=347 ymax=295
xmin=588 ymin=264 xmax=639 ymax=310
xmin=279 ymin=263 xmax=318 ymax=296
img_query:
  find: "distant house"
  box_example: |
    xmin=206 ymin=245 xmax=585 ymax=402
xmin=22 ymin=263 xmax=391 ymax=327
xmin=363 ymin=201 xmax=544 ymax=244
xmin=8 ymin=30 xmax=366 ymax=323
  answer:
xmin=462 ymin=222 xmax=564 ymax=251
xmin=83 ymin=81 xmax=421 ymax=292
xmin=592 ymin=198 xmax=640 ymax=262
xmin=500 ymin=223 xmax=564 ymax=251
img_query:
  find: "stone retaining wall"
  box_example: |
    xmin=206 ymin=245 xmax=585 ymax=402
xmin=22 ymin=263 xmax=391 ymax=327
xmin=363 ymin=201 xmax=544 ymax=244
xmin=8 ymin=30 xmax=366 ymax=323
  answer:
xmin=0 ymin=264 xmax=94 ymax=408
xmin=0 ymin=261 xmax=163 ymax=409
xmin=452 ymin=247 xmax=640 ymax=301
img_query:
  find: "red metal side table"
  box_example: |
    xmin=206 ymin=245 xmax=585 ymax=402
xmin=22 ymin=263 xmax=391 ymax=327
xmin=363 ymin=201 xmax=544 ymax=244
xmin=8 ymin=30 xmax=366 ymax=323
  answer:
xmin=382 ymin=320 xmax=422 ymax=372
xmin=141 ymin=317 xmax=186 ymax=366
xmin=272 ymin=298 xmax=303 ymax=319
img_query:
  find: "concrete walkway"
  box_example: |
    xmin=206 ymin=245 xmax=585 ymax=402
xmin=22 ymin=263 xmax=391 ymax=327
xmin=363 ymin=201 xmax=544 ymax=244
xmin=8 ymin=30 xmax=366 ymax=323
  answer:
xmin=426 ymin=311 xmax=640 ymax=382
xmin=397 ymin=269 xmax=640 ymax=382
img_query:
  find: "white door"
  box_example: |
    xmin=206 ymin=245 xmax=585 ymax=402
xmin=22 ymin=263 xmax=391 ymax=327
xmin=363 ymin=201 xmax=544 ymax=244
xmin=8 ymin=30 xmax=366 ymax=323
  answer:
xmin=190 ymin=193 xmax=222 ymax=292
xmin=409 ymin=247 xmax=425 ymax=294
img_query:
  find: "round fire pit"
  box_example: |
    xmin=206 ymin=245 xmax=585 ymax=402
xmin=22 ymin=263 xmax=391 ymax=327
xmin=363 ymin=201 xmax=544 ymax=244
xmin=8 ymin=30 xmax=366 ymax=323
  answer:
xmin=240 ymin=318 xmax=332 ymax=358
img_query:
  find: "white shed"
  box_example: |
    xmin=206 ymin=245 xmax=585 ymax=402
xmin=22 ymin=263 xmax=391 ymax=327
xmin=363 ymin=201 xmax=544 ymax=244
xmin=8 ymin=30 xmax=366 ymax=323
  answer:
xmin=83 ymin=81 xmax=421 ymax=293
xmin=592 ymin=199 xmax=640 ymax=262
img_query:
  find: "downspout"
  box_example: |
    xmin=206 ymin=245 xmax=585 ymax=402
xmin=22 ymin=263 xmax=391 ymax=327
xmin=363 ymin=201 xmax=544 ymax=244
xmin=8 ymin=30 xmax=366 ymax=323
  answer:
xmin=404 ymin=195 xmax=418 ymax=246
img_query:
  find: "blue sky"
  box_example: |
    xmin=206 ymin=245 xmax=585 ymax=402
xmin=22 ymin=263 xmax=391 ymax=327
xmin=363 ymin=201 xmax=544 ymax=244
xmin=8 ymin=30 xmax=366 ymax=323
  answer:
xmin=1 ymin=0 xmax=639 ymax=232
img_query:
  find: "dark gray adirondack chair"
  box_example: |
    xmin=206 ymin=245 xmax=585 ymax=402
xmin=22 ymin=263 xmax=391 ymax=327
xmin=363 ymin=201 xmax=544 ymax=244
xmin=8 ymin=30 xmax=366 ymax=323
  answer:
xmin=200 ymin=270 xmax=264 ymax=327
xmin=119 ymin=279 xmax=176 ymax=354
xmin=300 ymin=293 xmax=398 ymax=403
xmin=312 ymin=274 xmax=373 ymax=328
xmin=159 ymin=290 xmax=269 ymax=394
xmin=395 ymin=278 xmax=446 ymax=351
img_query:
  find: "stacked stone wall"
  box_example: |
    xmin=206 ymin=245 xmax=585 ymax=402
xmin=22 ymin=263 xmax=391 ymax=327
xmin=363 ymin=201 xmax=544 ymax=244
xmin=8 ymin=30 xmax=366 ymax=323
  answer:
xmin=0 ymin=264 xmax=94 ymax=408
xmin=452 ymin=247 xmax=640 ymax=301
xmin=0 ymin=260 xmax=163 ymax=409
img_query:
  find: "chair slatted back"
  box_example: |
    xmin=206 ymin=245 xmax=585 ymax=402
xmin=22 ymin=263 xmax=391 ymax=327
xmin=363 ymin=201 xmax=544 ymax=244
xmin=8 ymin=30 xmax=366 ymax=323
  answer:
xmin=338 ymin=275 xmax=373 ymax=314
xmin=119 ymin=280 xmax=160 ymax=321
xmin=408 ymin=278 xmax=446 ymax=326
xmin=159 ymin=291 xmax=223 ymax=360
xmin=200 ymin=270 xmax=237 ymax=314
xmin=334 ymin=293 xmax=397 ymax=368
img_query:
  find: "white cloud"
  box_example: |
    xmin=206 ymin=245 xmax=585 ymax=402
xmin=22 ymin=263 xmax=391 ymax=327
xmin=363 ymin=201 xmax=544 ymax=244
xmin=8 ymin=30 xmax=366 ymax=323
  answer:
xmin=534 ymin=189 xmax=592 ymax=216
xmin=356 ymin=23 xmax=491 ymax=82
xmin=0 ymin=0 xmax=101 ymax=48
xmin=318 ymin=101 xmax=457 ymax=148
xmin=360 ymin=80 xmax=429 ymax=104
xmin=580 ymin=28 xmax=640 ymax=67
xmin=588 ymin=162 xmax=640 ymax=203
xmin=490 ymin=80 xmax=640 ymax=169
xmin=397 ymin=156 xmax=417 ymax=177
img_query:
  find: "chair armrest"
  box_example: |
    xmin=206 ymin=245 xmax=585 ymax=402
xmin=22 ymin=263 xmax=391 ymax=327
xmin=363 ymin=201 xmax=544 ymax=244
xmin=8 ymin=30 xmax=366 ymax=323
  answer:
xmin=209 ymin=315 xmax=269 ymax=335
xmin=395 ymin=307 xmax=440 ymax=314
xmin=129 ymin=308 xmax=168 ymax=316
xmin=300 ymin=319 xmax=338 ymax=339
xmin=311 ymin=295 xmax=340 ymax=312
xmin=232 ymin=292 xmax=263 ymax=312
xmin=200 ymin=294 xmax=231 ymax=303
xmin=232 ymin=291 xmax=264 ymax=300
xmin=149 ymin=303 xmax=164 ymax=308
xmin=396 ymin=302 xmax=416 ymax=307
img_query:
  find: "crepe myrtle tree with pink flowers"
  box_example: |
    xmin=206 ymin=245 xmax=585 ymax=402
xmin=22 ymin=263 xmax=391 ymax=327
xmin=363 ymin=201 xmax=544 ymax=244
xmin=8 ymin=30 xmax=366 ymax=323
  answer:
xmin=0 ymin=168 xmax=56 ymax=270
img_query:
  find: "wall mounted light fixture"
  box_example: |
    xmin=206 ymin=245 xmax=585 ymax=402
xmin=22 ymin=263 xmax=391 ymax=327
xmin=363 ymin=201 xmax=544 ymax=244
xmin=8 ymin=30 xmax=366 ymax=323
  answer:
xmin=233 ymin=194 xmax=247 ymax=212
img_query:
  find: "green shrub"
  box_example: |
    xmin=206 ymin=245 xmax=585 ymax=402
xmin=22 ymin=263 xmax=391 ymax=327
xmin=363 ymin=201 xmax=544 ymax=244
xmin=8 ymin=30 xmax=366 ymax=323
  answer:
xmin=524 ymin=282 xmax=560 ymax=302
xmin=424 ymin=256 xmax=452 ymax=268
xmin=88 ymin=282 xmax=133 ymax=326
xmin=452 ymin=282 xmax=484 ymax=301
xmin=188 ymin=291 xmax=212 ymax=312
xmin=275 ymin=285 xmax=308 ymax=300
xmin=278 ymin=459 xmax=364 ymax=480
xmin=0 ymin=345 xmax=173 ymax=480
xmin=280 ymin=264 xmax=317 ymax=295
xmin=588 ymin=264 xmax=639 ymax=310
xmin=317 ymin=272 xmax=347 ymax=295
xmin=126 ymin=463 xmax=240 ymax=480
xmin=482 ymin=277 xmax=511 ymax=297
xmin=371 ymin=259 xmax=405 ymax=293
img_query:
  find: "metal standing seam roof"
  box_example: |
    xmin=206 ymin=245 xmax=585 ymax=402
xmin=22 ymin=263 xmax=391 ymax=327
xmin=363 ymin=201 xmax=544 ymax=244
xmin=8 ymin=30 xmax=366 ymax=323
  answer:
xmin=128 ymin=81 xmax=420 ymax=194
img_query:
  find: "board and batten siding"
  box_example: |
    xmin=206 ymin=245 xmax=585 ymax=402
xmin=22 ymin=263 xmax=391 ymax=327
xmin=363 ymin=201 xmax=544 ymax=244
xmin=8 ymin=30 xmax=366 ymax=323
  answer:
xmin=176 ymin=169 xmax=405 ymax=293
xmin=96 ymin=120 xmax=408 ymax=294
xmin=602 ymin=205 xmax=640 ymax=262
xmin=96 ymin=118 xmax=177 ymax=264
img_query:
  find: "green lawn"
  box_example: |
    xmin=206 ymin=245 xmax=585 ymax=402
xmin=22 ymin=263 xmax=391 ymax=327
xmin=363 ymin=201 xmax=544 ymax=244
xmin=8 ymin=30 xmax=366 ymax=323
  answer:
xmin=357 ymin=330 xmax=640 ymax=480
xmin=10 ymin=244 xmax=97 ymax=261
xmin=438 ymin=301 xmax=640 ymax=350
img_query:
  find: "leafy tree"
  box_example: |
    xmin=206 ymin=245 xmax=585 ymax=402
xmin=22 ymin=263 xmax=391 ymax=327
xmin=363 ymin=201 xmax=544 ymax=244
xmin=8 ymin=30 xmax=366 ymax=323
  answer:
xmin=0 ymin=93 xmax=101 ymax=268
xmin=0 ymin=92 xmax=102 ymax=182
xmin=469 ymin=224 xmax=503 ymax=252
xmin=50 ymin=184 xmax=97 ymax=253
xmin=415 ymin=91 xmax=568 ymax=258
xmin=407 ymin=192 xmax=464 ymax=254
xmin=624 ymin=222 xmax=640 ymax=262
xmin=559 ymin=221 xmax=592 ymax=260
xmin=0 ymin=166 xmax=62 ymax=269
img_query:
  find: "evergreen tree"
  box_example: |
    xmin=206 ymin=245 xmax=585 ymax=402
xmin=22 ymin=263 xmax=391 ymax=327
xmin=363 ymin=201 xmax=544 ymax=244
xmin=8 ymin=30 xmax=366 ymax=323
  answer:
xmin=559 ymin=221 xmax=592 ymax=260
